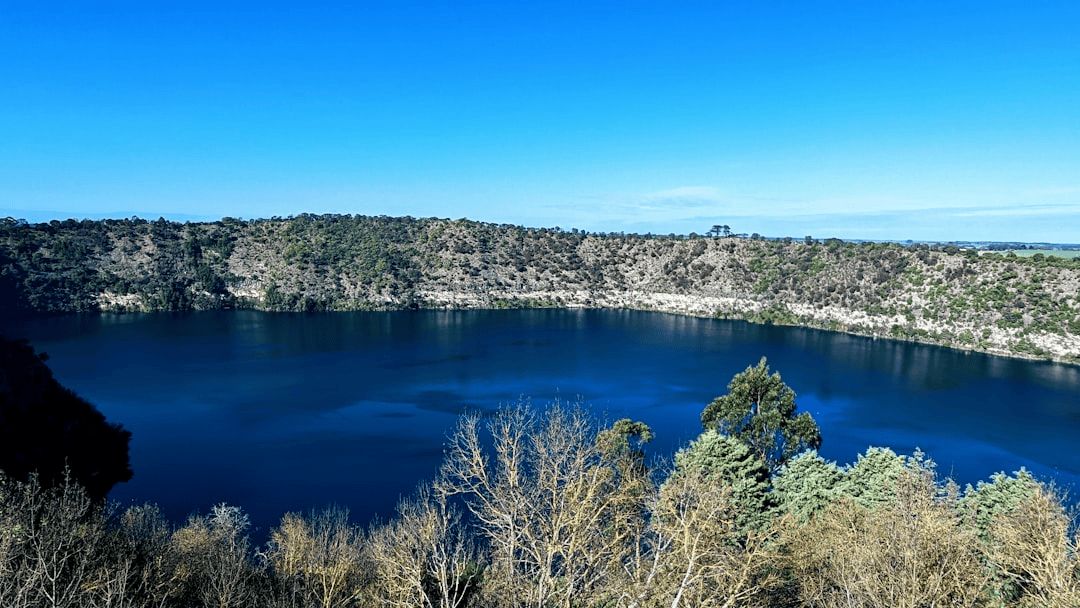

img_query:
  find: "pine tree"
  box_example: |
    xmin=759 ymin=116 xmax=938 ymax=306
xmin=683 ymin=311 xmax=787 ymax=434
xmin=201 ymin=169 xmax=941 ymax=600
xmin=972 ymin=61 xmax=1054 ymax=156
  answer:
xmin=772 ymin=450 xmax=843 ymax=521
xmin=701 ymin=357 xmax=821 ymax=472
xmin=669 ymin=430 xmax=773 ymax=532
xmin=837 ymin=447 xmax=907 ymax=509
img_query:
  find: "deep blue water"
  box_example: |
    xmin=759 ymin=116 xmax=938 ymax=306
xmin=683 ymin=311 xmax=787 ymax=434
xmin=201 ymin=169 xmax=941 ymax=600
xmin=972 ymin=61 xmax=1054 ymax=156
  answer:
xmin=3 ymin=309 xmax=1079 ymax=535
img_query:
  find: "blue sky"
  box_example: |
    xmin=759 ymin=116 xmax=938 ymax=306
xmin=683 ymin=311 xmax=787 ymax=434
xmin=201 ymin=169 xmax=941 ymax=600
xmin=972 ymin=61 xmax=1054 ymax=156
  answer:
xmin=2 ymin=1 xmax=1078 ymax=242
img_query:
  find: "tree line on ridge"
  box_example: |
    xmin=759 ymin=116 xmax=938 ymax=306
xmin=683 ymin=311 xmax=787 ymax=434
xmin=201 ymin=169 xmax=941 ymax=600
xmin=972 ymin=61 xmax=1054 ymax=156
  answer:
xmin=2 ymin=214 xmax=1079 ymax=362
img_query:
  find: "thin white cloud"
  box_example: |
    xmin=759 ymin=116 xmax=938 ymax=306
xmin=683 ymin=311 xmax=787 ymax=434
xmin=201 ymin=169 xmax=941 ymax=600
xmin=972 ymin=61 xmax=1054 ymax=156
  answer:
xmin=1014 ymin=186 xmax=1080 ymax=197
xmin=539 ymin=185 xmax=730 ymax=222
xmin=524 ymin=182 xmax=1080 ymax=242
xmin=642 ymin=186 xmax=724 ymax=202
xmin=946 ymin=203 xmax=1080 ymax=218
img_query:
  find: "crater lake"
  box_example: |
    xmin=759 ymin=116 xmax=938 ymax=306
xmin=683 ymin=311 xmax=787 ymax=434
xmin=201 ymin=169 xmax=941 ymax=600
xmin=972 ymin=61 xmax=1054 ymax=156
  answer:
xmin=3 ymin=309 xmax=1078 ymax=535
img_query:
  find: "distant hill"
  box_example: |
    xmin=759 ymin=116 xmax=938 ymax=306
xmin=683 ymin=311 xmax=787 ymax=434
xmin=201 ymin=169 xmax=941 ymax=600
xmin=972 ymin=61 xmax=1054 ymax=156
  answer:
xmin=1 ymin=215 xmax=1078 ymax=363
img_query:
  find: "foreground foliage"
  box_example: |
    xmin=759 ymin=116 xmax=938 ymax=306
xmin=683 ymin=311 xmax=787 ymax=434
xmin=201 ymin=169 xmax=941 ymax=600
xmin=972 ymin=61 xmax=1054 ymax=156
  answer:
xmin=1 ymin=420 xmax=1076 ymax=607
xmin=0 ymin=359 xmax=1075 ymax=607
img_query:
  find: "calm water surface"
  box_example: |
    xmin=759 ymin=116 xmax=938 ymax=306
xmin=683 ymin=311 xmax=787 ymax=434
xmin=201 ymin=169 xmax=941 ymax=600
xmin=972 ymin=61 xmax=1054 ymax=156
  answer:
xmin=3 ymin=309 xmax=1078 ymax=534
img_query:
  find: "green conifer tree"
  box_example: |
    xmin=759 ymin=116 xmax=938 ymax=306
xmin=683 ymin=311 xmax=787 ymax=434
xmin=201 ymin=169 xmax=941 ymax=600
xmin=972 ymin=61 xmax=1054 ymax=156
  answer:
xmin=835 ymin=446 xmax=907 ymax=509
xmin=772 ymin=450 xmax=843 ymax=521
xmin=670 ymin=429 xmax=773 ymax=532
xmin=959 ymin=469 xmax=1038 ymax=543
xmin=701 ymin=357 xmax=821 ymax=472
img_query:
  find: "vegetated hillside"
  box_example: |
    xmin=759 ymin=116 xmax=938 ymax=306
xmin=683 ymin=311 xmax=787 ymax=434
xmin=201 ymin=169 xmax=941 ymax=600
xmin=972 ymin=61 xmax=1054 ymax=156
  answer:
xmin=2 ymin=214 xmax=1079 ymax=363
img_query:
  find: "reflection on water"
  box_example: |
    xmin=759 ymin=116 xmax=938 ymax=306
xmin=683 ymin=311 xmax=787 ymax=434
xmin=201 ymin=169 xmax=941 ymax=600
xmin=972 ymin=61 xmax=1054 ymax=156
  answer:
xmin=2 ymin=309 xmax=1078 ymax=534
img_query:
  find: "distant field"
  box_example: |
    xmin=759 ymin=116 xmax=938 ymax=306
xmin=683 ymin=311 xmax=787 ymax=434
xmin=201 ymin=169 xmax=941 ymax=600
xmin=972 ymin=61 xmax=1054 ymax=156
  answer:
xmin=1009 ymin=249 xmax=1080 ymax=259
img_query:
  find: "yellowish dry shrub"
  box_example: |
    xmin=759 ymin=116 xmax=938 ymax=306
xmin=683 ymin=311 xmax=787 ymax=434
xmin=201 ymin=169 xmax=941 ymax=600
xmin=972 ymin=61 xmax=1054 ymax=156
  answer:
xmin=987 ymin=485 xmax=1080 ymax=608
xmin=785 ymin=466 xmax=986 ymax=608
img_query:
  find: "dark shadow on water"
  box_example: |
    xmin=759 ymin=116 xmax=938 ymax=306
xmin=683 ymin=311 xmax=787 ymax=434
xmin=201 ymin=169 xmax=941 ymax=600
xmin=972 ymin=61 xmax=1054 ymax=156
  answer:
xmin=412 ymin=389 xmax=495 ymax=416
xmin=0 ymin=336 xmax=132 ymax=502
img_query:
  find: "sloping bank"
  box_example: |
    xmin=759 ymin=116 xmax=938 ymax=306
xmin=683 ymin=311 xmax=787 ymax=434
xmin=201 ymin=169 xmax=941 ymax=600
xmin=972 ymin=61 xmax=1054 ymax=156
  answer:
xmin=1 ymin=214 xmax=1078 ymax=363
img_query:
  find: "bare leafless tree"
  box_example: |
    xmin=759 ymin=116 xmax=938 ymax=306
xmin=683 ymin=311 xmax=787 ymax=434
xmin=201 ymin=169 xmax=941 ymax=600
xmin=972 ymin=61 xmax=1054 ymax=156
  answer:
xmin=368 ymin=483 xmax=480 ymax=608
xmin=264 ymin=505 xmax=367 ymax=608
xmin=436 ymin=402 xmax=652 ymax=608
xmin=0 ymin=472 xmax=45 ymax=608
xmin=172 ymin=503 xmax=261 ymax=608
xmin=0 ymin=472 xmax=110 ymax=608
xmin=85 ymin=502 xmax=179 ymax=608
xmin=619 ymin=467 xmax=784 ymax=608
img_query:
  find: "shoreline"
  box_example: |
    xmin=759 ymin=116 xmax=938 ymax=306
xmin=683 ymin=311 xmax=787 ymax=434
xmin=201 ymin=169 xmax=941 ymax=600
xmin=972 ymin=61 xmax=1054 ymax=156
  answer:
xmin=12 ymin=291 xmax=1074 ymax=367
xmin=5 ymin=215 xmax=1078 ymax=366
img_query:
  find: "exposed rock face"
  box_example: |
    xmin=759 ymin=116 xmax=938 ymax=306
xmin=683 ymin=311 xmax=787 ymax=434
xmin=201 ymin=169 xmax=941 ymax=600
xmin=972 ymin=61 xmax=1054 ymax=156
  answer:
xmin=2 ymin=215 xmax=1078 ymax=363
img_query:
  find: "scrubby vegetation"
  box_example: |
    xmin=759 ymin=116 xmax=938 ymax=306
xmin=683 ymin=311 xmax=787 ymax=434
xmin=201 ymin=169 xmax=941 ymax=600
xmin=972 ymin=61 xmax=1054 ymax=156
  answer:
xmin=1 ymin=414 xmax=1074 ymax=608
xmin=2 ymin=215 xmax=1079 ymax=362
xmin=2 ymin=359 xmax=1077 ymax=608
